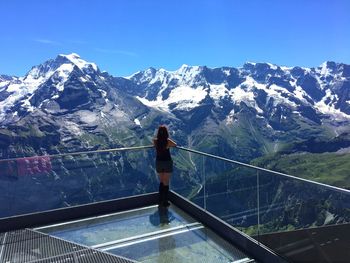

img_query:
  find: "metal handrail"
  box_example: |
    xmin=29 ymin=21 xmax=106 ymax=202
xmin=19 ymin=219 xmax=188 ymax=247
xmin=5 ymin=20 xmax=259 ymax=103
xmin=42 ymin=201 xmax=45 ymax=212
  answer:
xmin=1 ymin=143 xmax=348 ymax=195
xmin=176 ymin=146 xmax=350 ymax=195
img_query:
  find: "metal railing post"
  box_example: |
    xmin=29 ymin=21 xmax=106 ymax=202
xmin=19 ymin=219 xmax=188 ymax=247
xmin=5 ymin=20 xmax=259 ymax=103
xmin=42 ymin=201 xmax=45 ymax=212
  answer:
xmin=257 ymin=170 xmax=260 ymax=244
xmin=203 ymin=155 xmax=207 ymax=210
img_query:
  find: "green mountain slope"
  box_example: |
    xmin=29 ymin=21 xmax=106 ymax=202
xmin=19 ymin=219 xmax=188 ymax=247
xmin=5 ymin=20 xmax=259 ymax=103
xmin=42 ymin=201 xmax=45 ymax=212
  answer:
xmin=252 ymin=152 xmax=350 ymax=188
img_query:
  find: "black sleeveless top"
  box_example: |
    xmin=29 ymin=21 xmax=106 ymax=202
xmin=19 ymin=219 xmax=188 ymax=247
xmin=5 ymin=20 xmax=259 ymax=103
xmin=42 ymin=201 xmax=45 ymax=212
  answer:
xmin=156 ymin=141 xmax=172 ymax=161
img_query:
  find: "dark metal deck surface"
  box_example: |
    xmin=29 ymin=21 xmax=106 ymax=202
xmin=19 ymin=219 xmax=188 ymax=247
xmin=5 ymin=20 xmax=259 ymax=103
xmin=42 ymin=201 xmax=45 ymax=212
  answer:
xmin=0 ymin=229 xmax=137 ymax=263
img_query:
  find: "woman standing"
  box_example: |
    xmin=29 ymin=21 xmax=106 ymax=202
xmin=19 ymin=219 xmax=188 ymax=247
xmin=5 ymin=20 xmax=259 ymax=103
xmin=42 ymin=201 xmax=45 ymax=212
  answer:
xmin=153 ymin=125 xmax=177 ymax=207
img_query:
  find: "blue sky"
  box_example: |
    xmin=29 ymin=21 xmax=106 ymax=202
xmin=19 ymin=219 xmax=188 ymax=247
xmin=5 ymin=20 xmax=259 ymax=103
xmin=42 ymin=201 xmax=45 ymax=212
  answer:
xmin=1 ymin=0 xmax=350 ymax=77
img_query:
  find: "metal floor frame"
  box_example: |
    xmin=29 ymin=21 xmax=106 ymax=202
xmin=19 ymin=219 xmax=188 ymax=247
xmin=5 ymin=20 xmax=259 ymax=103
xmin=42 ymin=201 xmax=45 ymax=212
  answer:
xmin=0 ymin=229 xmax=137 ymax=263
xmin=0 ymin=192 xmax=288 ymax=263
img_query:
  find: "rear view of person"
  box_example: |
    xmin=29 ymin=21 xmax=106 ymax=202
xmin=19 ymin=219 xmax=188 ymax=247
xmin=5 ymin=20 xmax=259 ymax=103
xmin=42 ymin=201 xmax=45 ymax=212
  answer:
xmin=153 ymin=125 xmax=177 ymax=207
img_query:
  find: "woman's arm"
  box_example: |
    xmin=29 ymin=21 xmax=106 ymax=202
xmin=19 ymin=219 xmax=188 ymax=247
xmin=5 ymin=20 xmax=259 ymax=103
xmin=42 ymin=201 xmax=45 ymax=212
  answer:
xmin=167 ymin=138 xmax=177 ymax=147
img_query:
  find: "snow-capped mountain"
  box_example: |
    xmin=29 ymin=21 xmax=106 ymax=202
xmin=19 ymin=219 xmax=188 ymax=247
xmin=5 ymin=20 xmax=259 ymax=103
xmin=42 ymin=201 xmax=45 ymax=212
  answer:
xmin=1 ymin=53 xmax=107 ymax=120
xmin=0 ymin=54 xmax=349 ymax=162
xmin=128 ymin=61 xmax=350 ymax=119
xmin=0 ymin=54 xmax=155 ymax=156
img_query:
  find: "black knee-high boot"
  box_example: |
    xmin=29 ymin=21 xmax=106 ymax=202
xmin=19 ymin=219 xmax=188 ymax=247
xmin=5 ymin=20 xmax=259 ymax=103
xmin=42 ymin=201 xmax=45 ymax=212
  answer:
xmin=159 ymin=183 xmax=164 ymax=205
xmin=163 ymin=185 xmax=170 ymax=207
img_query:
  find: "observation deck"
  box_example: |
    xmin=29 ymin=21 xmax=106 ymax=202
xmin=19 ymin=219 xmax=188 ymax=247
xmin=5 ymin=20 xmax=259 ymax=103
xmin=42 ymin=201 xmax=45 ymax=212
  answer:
xmin=0 ymin=145 xmax=349 ymax=263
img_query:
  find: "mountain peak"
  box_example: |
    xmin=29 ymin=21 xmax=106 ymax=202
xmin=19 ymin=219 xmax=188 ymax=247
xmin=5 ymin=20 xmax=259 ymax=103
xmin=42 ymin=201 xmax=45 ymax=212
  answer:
xmin=61 ymin=53 xmax=81 ymax=59
xmin=243 ymin=61 xmax=279 ymax=70
xmin=177 ymin=64 xmax=202 ymax=71
xmin=318 ymin=61 xmax=340 ymax=76
xmin=57 ymin=53 xmax=98 ymax=72
xmin=175 ymin=64 xmax=204 ymax=78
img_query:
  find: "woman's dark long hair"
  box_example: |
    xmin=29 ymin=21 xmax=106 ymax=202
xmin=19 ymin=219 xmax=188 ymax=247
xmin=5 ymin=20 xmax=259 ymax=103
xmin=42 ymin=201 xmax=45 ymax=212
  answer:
xmin=156 ymin=125 xmax=169 ymax=152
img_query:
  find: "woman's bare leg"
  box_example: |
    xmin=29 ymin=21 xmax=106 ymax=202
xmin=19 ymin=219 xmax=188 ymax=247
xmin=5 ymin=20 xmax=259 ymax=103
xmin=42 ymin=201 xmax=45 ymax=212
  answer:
xmin=159 ymin=173 xmax=170 ymax=185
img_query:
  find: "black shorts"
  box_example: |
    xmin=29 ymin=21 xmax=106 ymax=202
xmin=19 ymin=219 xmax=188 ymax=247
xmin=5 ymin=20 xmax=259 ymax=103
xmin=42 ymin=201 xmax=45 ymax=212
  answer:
xmin=156 ymin=160 xmax=173 ymax=173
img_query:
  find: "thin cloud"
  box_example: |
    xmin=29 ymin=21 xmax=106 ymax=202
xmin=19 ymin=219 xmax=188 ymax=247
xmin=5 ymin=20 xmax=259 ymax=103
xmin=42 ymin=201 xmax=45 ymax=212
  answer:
xmin=68 ymin=40 xmax=88 ymax=45
xmin=33 ymin=39 xmax=62 ymax=45
xmin=95 ymin=48 xmax=137 ymax=57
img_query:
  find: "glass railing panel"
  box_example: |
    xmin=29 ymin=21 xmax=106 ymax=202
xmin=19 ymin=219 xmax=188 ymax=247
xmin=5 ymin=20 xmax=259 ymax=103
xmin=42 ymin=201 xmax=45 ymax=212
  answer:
xmin=0 ymin=147 xmax=156 ymax=218
xmin=171 ymin=149 xmax=203 ymax=204
xmin=172 ymin=149 xmax=259 ymax=235
xmin=175 ymin=147 xmax=350 ymax=263
xmin=204 ymin=165 xmax=259 ymax=235
xmin=256 ymin=170 xmax=350 ymax=262
xmin=257 ymin=170 xmax=350 ymax=234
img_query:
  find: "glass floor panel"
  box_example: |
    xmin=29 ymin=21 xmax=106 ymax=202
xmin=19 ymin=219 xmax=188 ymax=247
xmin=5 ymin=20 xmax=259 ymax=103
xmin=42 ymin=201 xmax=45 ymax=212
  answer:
xmin=36 ymin=205 xmax=255 ymax=263
xmin=37 ymin=205 xmax=195 ymax=246
xmin=105 ymin=223 xmax=250 ymax=263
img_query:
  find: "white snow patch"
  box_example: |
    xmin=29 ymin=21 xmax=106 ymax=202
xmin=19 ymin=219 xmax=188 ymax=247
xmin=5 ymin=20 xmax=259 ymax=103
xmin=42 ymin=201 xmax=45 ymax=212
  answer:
xmin=319 ymin=62 xmax=331 ymax=76
xmin=134 ymin=118 xmax=141 ymax=127
xmin=281 ymin=66 xmax=292 ymax=71
xmin=229 ymin=86 xmax=255 ymax=101
xmin=55 ymin=63 xmax=74 ymax=91
xmin=175 ymin=65 xmax=203 ymax=84
xmin=225 ymin=109 xmax=235 ymax=125
xmin=231 ymin=77 xmax=265 ymax=112
xmin=223 ymin=69 xmax=231 ymax=76
xmin=149 ymin=69 xmax=168 ymax=85
xmin=61 ymin=53 xmax=98 ymax=71
xmin=64 ymin=121 xmax=83 ymax=136
xmin=229 ymin=76 xmax=301 ymax=112
xmin=209 ymin=84 xmax=228 ymax=101
xmin=293 ymin=85 xmax=310 ymax=104
xmin=98 ymin=89 xmax=109 ymax=103
xmin=315 ymin=99 xmax=350 ymax=119
xmin=268 ymin=84 xmax=297 ymax=107
xmin=324 ymin=211 xmax=335 ymax=225
xmin=99 ymin=89 xmax=107 ymax=98
xmin=229 ymin=85 xmax=263 ymax=114
xmin=137 ymin=85 xmax=207 ymax=111
xmin=79 ymin=76 xmax=88 ymax=82
xmin=0 ymin=82 xmax=8 ymax=88
xmin=267 ymin=63 xmax=278 ymax=70
xmin=38 ymin=99 xmax=49 ymax=108
xmin=241 ymin=76 xmax=266 ymax=90
xmin=266 ymin=123 xmax=273 ymax=129
xmin=125 ymin=70 xmax=141 ymax=80
xmin=21 ymin=98 xmax=35 ymax=112
xmin=24 ymin=68 xmax=51 ymax=85
xmin=77 ymin=110 xmax=98 ymax=123
xmin=1 ymin=81 xmax=34 ymax=120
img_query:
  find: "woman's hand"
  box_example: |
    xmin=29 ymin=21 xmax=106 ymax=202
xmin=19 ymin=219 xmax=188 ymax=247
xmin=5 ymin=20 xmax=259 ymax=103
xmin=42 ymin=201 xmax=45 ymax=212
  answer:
xmin=167 ymin=138 xmax=177 ymax=147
